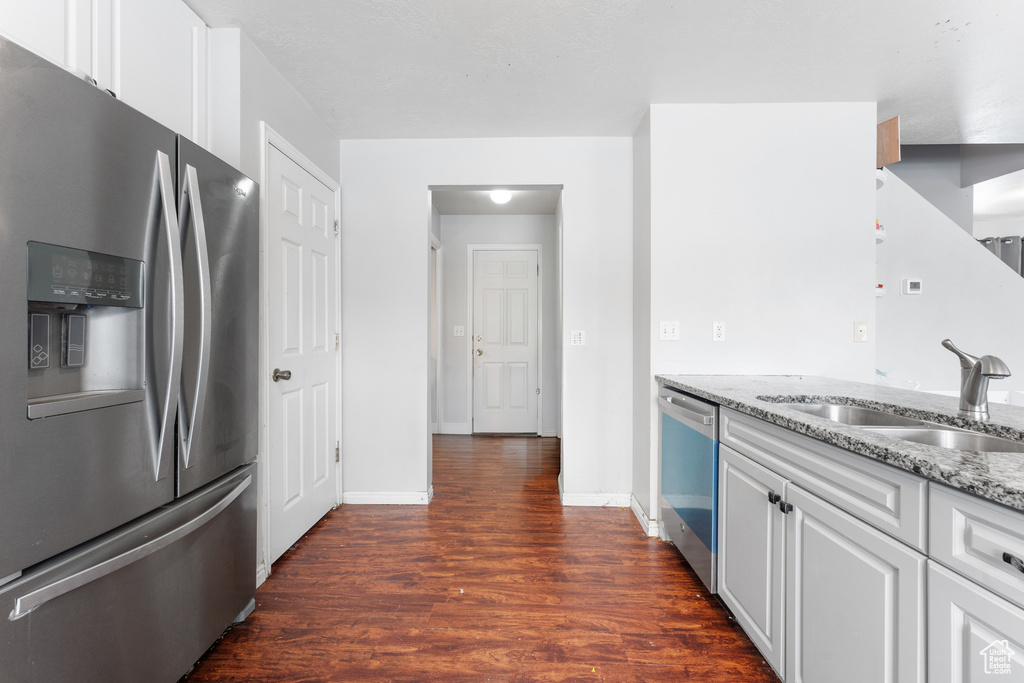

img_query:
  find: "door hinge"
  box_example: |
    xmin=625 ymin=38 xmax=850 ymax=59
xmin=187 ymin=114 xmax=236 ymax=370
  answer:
xmin=335 ymin=442 xmax=340 ymax=462
xmin=537 ymin=264 xmax=539 ymax=275
xmin=335 ymin=333 xmax=340 ymax=349
xmin=334 ymin=219 xmax=339 ymax=236
xmin=536 ymin=388 xmax=540 ymax=394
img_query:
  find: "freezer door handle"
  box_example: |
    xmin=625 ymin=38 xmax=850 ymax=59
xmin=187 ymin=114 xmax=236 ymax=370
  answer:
xmin=8 ymin=475 xmax=251 ymax=621
xmin=178 ymin=164 xmax=213 ymax=469
xmin=154 ymin=151 xmax=184 ymax=480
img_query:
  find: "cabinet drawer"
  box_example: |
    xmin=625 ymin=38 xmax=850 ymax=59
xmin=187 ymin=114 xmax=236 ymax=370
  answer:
xmin=721 ymin=408 xmax=928 ymax=551
xmin=930 ymin=483 xmax=1024 ymax=610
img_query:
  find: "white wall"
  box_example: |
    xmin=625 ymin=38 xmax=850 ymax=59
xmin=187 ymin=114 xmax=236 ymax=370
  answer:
xmin=877 ymin=172 xmax=1024 ymax=391
xmin=974 ymin=218 xmax=1024 ymax=239
xmin=648 ymin=103 xmax=876 ymax=379
xmin=339 ymin=138 xmax=632 ymax=504
xmin=632 ymin=103 xmax=877 ymax=526
xmin=437 ymin=214 xmax=560 ymax=436
xmin=208 ymin=29 xmax=339 ymax=185
xmin=888 ymin=145 xmax=973 ymax=233
xmin=631 ymin=111 xmax=655 ymax=528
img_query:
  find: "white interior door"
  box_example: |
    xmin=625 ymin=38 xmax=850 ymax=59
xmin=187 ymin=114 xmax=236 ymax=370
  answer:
xmin=472 ymin=250 xmax=539 ymax=433
xmin=267 ymin=143 xmax=338 ymax=564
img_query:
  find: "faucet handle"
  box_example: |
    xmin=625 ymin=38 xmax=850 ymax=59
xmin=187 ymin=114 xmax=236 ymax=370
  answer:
xmin=942 ymin=339 xmax=980 ymax=370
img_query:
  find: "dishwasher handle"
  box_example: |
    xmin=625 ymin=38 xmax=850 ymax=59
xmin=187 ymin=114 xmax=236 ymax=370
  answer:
xmin=658 ymin=395 xmax=717 ymax=434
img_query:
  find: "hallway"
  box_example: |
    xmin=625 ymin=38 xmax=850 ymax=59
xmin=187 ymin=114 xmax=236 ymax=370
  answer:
xmin=182 ymin=435 xmax=776 ymax=681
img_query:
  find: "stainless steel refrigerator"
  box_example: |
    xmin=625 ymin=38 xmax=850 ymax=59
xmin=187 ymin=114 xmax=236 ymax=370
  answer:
xmin=0 ymin=38 xmax=259 ymax=682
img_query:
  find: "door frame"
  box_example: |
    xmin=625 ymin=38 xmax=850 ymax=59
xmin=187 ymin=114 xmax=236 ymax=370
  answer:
xmin=429 ymin=234 xmax=442 ymax=435
xmin=258 ymin=122 xmax=342 ymax=585
xmin=466 ymin=244 xmax=543 ymax=436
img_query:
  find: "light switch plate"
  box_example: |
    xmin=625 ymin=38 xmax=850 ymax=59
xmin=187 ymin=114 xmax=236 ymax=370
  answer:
xmin=659 ymin=321 xmax=680 ymax=341
xmin=454 ymin=326 xmax=465 ymax=337
xmin=570 ymin=330 xmax=586 ymax=346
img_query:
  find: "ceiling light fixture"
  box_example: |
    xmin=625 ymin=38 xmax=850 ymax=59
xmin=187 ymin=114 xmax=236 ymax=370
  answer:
xmin=490 ymin=190 xmax=512 ymax=204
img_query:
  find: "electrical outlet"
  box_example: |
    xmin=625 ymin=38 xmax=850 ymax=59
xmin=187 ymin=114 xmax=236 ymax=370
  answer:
xmin=454 ymin=326 xmax=465 ymax=337
xmin=570 ymin=330 xmax=586 ymax=346
xmin=712 ymin=321 xmax=725 ymax=342
xmin=659 ymin=321 xmax=680 ymax=341
xmin=854 ymin=321 xmax=868 ymax=342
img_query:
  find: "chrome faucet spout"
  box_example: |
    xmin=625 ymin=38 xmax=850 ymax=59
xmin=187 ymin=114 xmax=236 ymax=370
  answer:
xmin=942 ymin=340 xmax=1011 ymax=421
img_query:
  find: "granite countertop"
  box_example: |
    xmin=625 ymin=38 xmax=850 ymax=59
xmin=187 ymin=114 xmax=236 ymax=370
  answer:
xmin=656 ymin=374 xmax=1024 ymax=513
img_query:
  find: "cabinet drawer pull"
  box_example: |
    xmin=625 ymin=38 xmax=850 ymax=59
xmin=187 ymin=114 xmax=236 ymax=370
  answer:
xmin=767 ymin=490 xmax=782 ymax=505
xmin=1003 ymin=552 xmax=1024 ymax=574
xmin=779 ymin=501 xmax=794 ymax=514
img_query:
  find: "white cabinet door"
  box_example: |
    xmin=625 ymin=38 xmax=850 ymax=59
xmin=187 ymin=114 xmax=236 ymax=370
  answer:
xmin=786 ymin=483 xmax=926 ymax=683
xmin=117 ymin=0 xmax=207 ymax=144
xmin=0 ymin=0 xmax=113 ymax=87
xmin=718 ymin=444 xmax=787 ymax=677
xmin=929 ymin=561 xmax=1024 ymax=682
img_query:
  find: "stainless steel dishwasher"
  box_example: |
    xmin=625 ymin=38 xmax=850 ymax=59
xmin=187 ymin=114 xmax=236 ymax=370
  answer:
xmin=658 ymin=384 xmax=719 ymax=593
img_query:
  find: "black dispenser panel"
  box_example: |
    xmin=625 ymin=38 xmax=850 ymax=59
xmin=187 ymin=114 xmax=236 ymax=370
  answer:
xmin=28 ymin=242 xmax=143 ymax=308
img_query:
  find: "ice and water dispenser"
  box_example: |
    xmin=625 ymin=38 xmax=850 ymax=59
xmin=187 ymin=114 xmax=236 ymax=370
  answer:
xmin=26 ymin=242 xmax=145 ymax=418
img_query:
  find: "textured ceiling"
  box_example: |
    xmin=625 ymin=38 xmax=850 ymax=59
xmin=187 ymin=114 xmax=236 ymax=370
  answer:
xmin=184 ymin=0 xmax=1024 ymax=143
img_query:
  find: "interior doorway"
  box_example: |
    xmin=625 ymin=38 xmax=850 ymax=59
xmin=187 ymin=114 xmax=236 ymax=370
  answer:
xmin=427 ymin=185 xmax=563 ymax=444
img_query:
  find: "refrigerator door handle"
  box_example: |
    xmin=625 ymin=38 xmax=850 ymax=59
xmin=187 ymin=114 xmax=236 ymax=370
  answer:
xmin=178 ymin=164 xmax=213 ymax=468
xmin=8 ymin=475 xmax=252 ymax=621
xmin=155 ymin=151 xmax=184 ymax=480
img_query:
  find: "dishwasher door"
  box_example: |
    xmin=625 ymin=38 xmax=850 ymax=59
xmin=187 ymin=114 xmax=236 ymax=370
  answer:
xmin=658 ymin=387 xmax=719 ymax=593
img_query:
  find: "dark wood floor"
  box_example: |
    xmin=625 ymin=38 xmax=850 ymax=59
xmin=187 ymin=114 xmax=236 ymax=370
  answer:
xmin=182 ymin=435 xmax=778 ymax=682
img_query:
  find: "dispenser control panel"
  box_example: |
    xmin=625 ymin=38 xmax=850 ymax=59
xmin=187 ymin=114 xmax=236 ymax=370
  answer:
xmin=27 ymin=242 xmax=143 ymax=308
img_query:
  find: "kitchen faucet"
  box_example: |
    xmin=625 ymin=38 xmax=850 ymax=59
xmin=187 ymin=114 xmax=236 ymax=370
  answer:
xmin=941 ymin=339 xmax=1011 ymax=421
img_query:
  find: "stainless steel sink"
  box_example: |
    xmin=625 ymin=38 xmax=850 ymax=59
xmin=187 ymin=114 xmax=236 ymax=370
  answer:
xmin=764 ymin=399 xmax=1024 ymax=453
xmin=865 ymin=426 xmax=1024 ymax=453
xmin=778 ymin=403 xmax=925 ymax=427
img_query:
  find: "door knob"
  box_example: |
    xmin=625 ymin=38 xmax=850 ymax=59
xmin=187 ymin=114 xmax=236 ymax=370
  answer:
xmin=475 ymin=349 xmax=483 ymax=356
xmin=273 ymin=368 xmax=292 ymax=382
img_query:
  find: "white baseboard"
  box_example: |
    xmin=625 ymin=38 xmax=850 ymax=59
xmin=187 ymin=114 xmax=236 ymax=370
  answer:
xmin=440 ymin=422 xmax=472 ymax=435
xmin=630 ymin=494 xmax=659 ymax=536
xmin=256 ymin=563 xmax=268 ymax=587
xmin=541 ymin=429 xmax=558 ymax=437
xmin=560 ymin=491 xmax=632 ymax=507
xmin=342 ymin=490 xmax=431 ymax=505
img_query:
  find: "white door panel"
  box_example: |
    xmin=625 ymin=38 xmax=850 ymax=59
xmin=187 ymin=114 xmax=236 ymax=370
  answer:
xmin=267 ymin=144 xmax=338 ymax=564
xmin=718 ymin=445 xmax=787 ymax=677
xmin=472 ymin=250 xmax=539 ymax=434
xmin=786 ymin=483 xmax=926 ymax=683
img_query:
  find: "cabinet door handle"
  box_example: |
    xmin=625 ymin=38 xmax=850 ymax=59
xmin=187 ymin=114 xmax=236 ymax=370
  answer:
xmin=779 ymin=501 xmax=794 ymax=514
xmin=767 ymin=490 xmax=782 ymax=505
xmin=1004 ymin=552 xmax=1024 ymax=574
